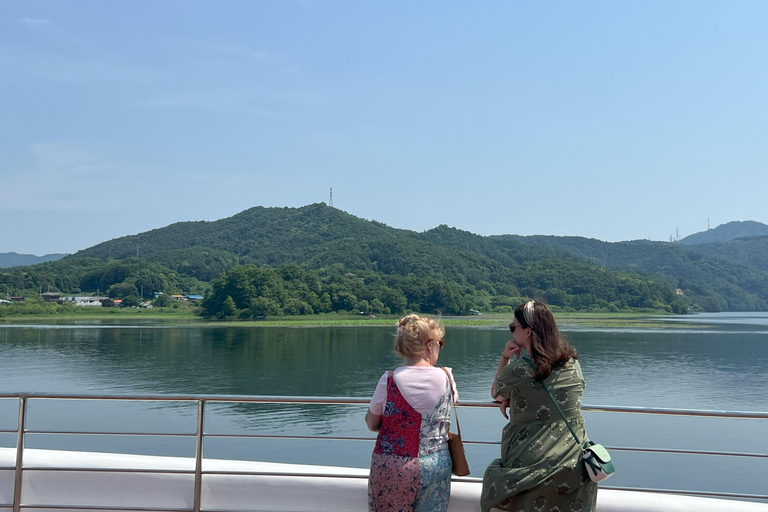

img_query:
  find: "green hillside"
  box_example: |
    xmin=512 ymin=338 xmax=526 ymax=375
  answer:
xmin=0 ymin=252 xmax=67 ymax=269
xmin=492 ymin=234 xmax=767 ymax=312
xmin=684 ymin=236 xmax=768 ymax=272
xmin=73 ymin=204 xmax=539 ymax=290
xmin=2 ymin=204 xmax=765 ymax=317
xmin=678 ymin=221 xmax=767 ymax=245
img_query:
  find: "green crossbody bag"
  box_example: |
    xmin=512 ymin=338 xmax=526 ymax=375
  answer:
xmin=523 ymin=357 xmax=615 ymax=483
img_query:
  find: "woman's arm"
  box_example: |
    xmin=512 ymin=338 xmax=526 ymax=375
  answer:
xmin=492 ymin=341 xmax=520 ymax=400
xmin=366 ymin=373 xmax=388 ymax=432
xmin=492 ymin=356 xmax=508 ymax=400
xmin=365 ymin=410 xmax=382 ymax=432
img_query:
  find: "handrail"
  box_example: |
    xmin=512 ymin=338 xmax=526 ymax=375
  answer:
xmin=2 ymin=392 xmax=767 ymax=418
xmin=579 ymin=403 xmax=768 ymax=419
xmin=0 ymin=392 xmax=766 ymax=511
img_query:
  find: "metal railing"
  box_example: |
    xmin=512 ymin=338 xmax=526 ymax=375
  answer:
xmin=1 ymin=392 xmax=767 ymax=512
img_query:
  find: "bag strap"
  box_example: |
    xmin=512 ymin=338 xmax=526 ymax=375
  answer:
xmin=522 ymin=357 xmax=583 ymax=447
xmin=440 ymin=367 xmax=461 ymax=436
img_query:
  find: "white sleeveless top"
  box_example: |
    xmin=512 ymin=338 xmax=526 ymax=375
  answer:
xmin=369 ymin=366 xmax=459 ymax=414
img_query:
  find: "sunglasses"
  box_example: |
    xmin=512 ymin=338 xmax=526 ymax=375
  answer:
xmin=431 ymin=339 xmax=445 ymax=349
xmin=509 ymin=323 xmax=517 ymax=334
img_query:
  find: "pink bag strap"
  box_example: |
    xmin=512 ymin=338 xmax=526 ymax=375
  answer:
xmin=440 ymin=367 xmax=461 ymax=436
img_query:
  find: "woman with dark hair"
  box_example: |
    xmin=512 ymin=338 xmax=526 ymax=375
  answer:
xmin=481 ymin=301 xmax=597 ymax=512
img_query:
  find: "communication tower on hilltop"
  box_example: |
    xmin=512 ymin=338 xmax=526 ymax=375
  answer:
xmin=329 ymin=187 xmax=333 ymax=208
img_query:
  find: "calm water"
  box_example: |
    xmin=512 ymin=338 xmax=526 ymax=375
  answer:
xmin=0 ymin=312 xmax=766 ymax=498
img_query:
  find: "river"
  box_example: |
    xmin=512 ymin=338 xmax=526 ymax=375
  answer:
xmin=0 ymin=312 xmax=766 ymax=499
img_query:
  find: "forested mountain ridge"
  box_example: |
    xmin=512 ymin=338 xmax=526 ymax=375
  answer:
xmin=0 ymin=252 xmax=66 ymax=269
xmin=491 ymin=233 xmax=767 ymax=311
xmin=418 ymin=225 xmax=579 ymax=269
xmin=678 ymin=220 xmax=767 ymax=245
xmin=74 ymin=204 xmax=406 ymax=262
xmin=685 ymin=236 xmax=768 ymax=272
xmin=74 ymin=205 xmax=522 ymax=288
xmin=2 ymin=204 xmax=765 ymax=315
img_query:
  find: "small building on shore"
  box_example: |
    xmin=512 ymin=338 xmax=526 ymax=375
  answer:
xmin=72 ymin=297 xmax=109 ymax=306
xmin=41 ymin=292 xmax=63 ymax=303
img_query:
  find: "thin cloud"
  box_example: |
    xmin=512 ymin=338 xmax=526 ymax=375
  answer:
xmin=20 ymin=18 xmax=49 ymax=27
xmin=2 ymin=143 xmax=155 ymax=211
xmin=203 ymin=43 xmax=276 ymax=61
xmin=138 ymin=89 xmax=312 ymax=120
xmin=0 ymin=46 xmax=160 ymax=85
xmin=139 ymin=90 xmax=247 ymax=109
xmin=1 ymin=142 xmax=296 ymax=216
xmin=31 ymin=142 xmax=105 ymax=175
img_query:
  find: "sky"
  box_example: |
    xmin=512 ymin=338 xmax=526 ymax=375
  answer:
xmin=1 ymin=1 xmax=766 ymax=255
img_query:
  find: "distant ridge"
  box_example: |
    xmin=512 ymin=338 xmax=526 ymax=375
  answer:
xmin=0 ymin=252 xmax=67 ymax=269
xmin=2 ymin=205 xmax=766 ymax=313
xmin=684 ymin=235 xmax=768 ymax=272
xmin=679 ymin=221 xmax=767 ymax=245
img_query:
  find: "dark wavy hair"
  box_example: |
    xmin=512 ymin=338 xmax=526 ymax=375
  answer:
xmin=514 ymin=301 xmax=578 ymax=381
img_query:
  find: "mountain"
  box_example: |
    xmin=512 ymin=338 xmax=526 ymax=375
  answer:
xmin=72 ymin=205 xmax=522 ymax=287
xmin=0 ymin=252 xmax=67 ymax=269
xmin=684 ymin=236 xmax=768 ymax=272
xmin=2 ymin=204 xmax=765 ymax=314
xmin=678 ymin=221 xmax=767 ymax=245
xmin=490 ymin=233 xmax=767 ymax=311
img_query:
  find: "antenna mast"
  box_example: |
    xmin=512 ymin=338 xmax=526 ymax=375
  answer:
xmin=329 ymin=187 xmax=333 ymax=208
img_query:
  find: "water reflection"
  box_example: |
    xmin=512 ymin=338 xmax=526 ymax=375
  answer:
xmin=0 ymin=317 xmax=766 ymax=495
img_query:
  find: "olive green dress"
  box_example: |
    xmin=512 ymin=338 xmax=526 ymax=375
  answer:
xmin=481 ymin=357 xmax=597 ymax=512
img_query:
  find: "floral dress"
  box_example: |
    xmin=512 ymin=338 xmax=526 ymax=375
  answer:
xmin=481 ymin=358 xmax=597 ymax=512
xmin=368 ymin=371 xmax=452 ymax=512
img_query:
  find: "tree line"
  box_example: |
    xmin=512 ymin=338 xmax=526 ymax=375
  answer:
xmin=200 ymin=260 xmax=691 ymax=319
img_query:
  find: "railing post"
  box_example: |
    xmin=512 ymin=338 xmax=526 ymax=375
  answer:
xmin=193 ymin=399 xmax=205 ymax=512
xmin=13 ymin=397 xmax=27 ymax=512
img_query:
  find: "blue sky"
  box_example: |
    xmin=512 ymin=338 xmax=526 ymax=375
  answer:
xmin=1 ymin=1 xmax=766 ymax=255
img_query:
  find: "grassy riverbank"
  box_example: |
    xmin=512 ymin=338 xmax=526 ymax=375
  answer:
xmin=0 ymin=304 xmax=201 ymax=323
xmin=0 ymin=307 xmax=707 ymax=329
xmin=200 ymin=312 xmax=704 ymax=329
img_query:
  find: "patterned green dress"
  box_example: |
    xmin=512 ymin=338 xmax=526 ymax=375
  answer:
xmin=481 ymin=357 xmax=597 ymax=512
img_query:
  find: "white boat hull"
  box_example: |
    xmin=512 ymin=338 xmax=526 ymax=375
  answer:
xmin=1 ymin=448 xmax=765 ymax=512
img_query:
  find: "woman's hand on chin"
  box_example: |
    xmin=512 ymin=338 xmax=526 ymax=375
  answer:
xmin=502 ymin=341 xmax=521 ymax=360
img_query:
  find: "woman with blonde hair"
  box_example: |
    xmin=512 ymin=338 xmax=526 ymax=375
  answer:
xmin=481 ymin=301 xmax=597 ymax=512
xmin=366 ymin=314 xmax=459 ymax=512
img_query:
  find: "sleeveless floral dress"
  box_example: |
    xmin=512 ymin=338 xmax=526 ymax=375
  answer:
xmin=368 ymin=371 xmax=453 ymax=512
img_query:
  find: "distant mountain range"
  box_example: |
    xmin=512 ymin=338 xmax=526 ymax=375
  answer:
xmin=1 ymin=207 xmax=765 ymax=313
xmin=0 ymin=252 xmax=67 ymax=269
xmin=678 ymin=220 xmax=767 ymax=245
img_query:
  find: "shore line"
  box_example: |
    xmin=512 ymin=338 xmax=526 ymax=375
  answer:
xmin=0 ymin=312 xmax=714 ymax=329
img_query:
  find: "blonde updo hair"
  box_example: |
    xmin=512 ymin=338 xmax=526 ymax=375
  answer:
xmin=394 ymin=314 xmax=444 ymax=359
